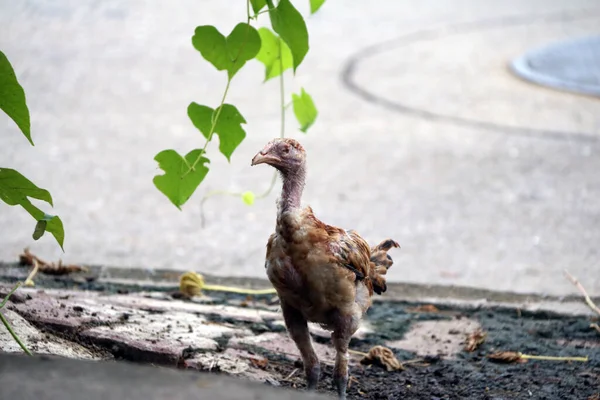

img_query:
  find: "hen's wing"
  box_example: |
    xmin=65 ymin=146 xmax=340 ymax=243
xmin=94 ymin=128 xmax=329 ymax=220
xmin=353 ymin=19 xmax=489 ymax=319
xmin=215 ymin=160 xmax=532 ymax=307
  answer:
xmin=332 ymin=231 xmax=400 ymax=295
xmin=269 ymin=206 xmax=399 ymax=299
xmin=328 ymin=228 xmax=372 ymax=281
xmin=305 ymin=204 xmax=401 ymax=296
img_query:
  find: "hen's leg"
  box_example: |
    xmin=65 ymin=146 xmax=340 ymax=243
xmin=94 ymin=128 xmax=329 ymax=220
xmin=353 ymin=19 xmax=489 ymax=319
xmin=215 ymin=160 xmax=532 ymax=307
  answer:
xmin=281 ymin=302 xmax=320 ymax=390
xmin=331 ymin=331 xmax=351 ymax=400
xmin=331 ymin=314 xmax=359 ymax=400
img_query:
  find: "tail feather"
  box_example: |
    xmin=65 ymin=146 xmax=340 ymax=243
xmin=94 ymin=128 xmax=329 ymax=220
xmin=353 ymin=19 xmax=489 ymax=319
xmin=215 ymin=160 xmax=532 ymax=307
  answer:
xmin=369 ymin=239 xmax=400 ymax=295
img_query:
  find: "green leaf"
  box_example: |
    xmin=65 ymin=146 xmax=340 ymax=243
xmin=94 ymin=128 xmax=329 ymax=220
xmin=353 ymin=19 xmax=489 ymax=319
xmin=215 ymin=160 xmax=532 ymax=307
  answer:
xmin=309 ymin=0 xmax=326 ymax=14
xmin=241 ymin=191 xmax=255 ymax=206
xmin=0 ymin=168 xmax=53 ymax=206
xmin=266 ymin=0 xmax=309 ymax=72
xmin=255 ymin=28 xmax=293 ymax=81
xmin=153 ymin=149 xmax=210 ymax=209
xmin=250 ymin=0 xmax=267 ymax=14
xmin=33 ymin=214 xmax=63 ymax=248
xmin=0 ymin=51 xmax=32 ymax=145
xmin=32 ymin=219 xmax=47 ymax=240
xmin=192 ymin=23 xmax=261 ymax=79
xmin=188 ymin=103 xmax=247 ymax=162
xmin=31 ymin=213 xmax=61 ymax=242
xmin=292 ymin=88 xmax=318 ymax=132
xmin=0 ymin=168 xmax=64 ymax=249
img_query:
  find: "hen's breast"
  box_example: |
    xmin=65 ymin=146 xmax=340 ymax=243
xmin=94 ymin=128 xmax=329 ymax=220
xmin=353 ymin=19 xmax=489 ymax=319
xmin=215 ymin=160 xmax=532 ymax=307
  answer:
xmin=265 ymin=209 xmax=371 ymax=324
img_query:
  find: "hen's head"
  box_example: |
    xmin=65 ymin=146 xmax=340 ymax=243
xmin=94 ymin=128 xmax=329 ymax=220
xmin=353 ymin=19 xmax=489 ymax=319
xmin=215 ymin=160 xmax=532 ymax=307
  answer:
xmin=251 ymin=138 xmax=306 ymax=173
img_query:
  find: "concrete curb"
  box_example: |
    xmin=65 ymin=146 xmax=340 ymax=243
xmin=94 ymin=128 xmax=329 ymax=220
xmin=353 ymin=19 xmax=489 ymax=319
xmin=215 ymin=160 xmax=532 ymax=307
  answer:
xmin=1 ymin=261 xmax=596 ymax=317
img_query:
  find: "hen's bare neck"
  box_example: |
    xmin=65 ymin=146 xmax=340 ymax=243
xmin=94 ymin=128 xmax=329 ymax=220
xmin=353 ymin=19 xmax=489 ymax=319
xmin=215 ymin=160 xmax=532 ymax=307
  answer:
xmin=278 ymin=166 xmax=306 ymax=213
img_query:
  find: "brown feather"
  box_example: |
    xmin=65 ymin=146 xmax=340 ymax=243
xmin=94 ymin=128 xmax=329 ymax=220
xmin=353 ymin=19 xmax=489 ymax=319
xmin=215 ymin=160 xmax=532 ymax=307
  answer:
xmin=266 ymin=205 xmax=398 ymax=328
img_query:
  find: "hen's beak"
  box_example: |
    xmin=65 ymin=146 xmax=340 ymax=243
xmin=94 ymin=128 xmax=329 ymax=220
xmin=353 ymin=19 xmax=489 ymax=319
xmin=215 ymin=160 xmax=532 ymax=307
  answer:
xmin=251 ymin=152 xmax=280 ymax=166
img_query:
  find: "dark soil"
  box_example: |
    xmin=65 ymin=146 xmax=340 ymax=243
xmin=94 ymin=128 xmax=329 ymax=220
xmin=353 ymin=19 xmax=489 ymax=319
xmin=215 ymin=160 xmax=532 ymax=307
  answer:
xmin=272 ymin=359 xmax=598 ymax=400
xmin=263 ymin=305 xmax=600 ymax=400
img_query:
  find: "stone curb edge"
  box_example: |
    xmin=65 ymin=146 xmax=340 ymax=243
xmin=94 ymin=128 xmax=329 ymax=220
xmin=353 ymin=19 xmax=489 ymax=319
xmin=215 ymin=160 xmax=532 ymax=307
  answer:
xmin=1 ymin=262 xmax=595 ymax=317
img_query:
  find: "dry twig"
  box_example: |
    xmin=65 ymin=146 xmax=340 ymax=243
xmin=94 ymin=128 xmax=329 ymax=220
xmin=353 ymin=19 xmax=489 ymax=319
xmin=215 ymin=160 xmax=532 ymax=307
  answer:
xmin=360 ymin=345 xmax=404 ymax=371
xmin=178 ymin=271 xmax=276 ymax=297
xmin=348 ymin=349 xmax=368 ymax=357
xmin=19 ymin=248 xmax=88 ymax=275
xmin=406 ymin=304 xmax=439 ymax=313
xmin=488 ymin=351 xmax=588 ymax=364
xmin=487 ymin=351 xmax=527 ymax=364
xmin=564 ymin=270 xmax=600 ymax=316
xmin=464 ymin=329 xmax=487 ymax=352
xmin=348 ymin=376 xmax=359 ymax=389
xmin=283 ymin=368 xmax=298 ymax=381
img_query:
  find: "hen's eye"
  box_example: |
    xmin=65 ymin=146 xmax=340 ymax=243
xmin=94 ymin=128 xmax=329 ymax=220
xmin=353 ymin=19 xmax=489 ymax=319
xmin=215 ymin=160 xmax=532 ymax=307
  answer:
xmin=283 ymin=147 xmax=290 ymax=154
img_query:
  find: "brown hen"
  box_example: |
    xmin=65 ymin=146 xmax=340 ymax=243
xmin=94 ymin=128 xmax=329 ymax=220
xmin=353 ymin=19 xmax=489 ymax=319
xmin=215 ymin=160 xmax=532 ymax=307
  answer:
xmin=251 ymin=138 xmax=399 ymax=399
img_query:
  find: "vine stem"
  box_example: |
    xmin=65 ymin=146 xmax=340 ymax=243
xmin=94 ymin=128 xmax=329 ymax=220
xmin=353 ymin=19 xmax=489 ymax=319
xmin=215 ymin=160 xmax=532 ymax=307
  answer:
xmin=252 ymin=8 xmax=274 ymax=19
xmin=187 ymin=77 xmax=233 ymax=173
xmin=186 ymin=0 xmax=252 ymax=174
xmin=0 ymin=259 xmax=40 ymax=356
xmin=278 ymin=41 xmax=285 ymax=139
xmin=0 ymin=312 xmax=33 ymax=356
xmin=256 ymin=41 xmax=286 ymax=200
xmin=199 ymin=189 xmax=238 ymax=228
xmin=198 ymin=26 xmax=288 ymax=223
xmin=0 ymin=282 xmax=21 ymax=309
xmin=256 ymin=171 xmax=278 ymax=200
xmin=519 ymin=353 xmax=588 ymax=362
xmin=564 ymin=269 xmax=600 ymax=315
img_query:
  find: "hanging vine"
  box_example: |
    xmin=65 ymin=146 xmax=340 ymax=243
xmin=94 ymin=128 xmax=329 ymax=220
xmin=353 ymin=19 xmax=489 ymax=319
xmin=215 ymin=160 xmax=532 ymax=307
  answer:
xmin=153 ymin=0 xmax=322 ymax=224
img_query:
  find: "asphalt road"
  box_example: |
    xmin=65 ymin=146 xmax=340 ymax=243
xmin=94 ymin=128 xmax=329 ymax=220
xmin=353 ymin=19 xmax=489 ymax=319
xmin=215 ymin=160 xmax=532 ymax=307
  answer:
xmin=1 ymin=0 xmax=599 ymax=296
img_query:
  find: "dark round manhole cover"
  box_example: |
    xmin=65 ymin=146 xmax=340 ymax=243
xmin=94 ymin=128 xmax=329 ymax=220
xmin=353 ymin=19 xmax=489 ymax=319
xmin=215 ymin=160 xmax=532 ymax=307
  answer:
xmin=510 ymin=35 xmax=600 ymax=98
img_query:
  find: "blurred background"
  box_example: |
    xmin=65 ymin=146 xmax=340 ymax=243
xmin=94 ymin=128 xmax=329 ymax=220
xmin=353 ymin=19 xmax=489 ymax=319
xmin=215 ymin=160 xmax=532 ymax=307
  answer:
xmin=1 ymin=0 xmax=599 ymax=296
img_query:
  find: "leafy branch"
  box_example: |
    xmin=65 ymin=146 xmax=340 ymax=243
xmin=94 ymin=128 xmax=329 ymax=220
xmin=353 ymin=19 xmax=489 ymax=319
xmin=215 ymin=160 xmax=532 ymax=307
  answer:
xmin=1 ymin=50 xmax=66 ymax=354
xmin=0 ymin=51 xmax=65 ymax=249
xmin=153 ymin=0 xmax=322 ymax=221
